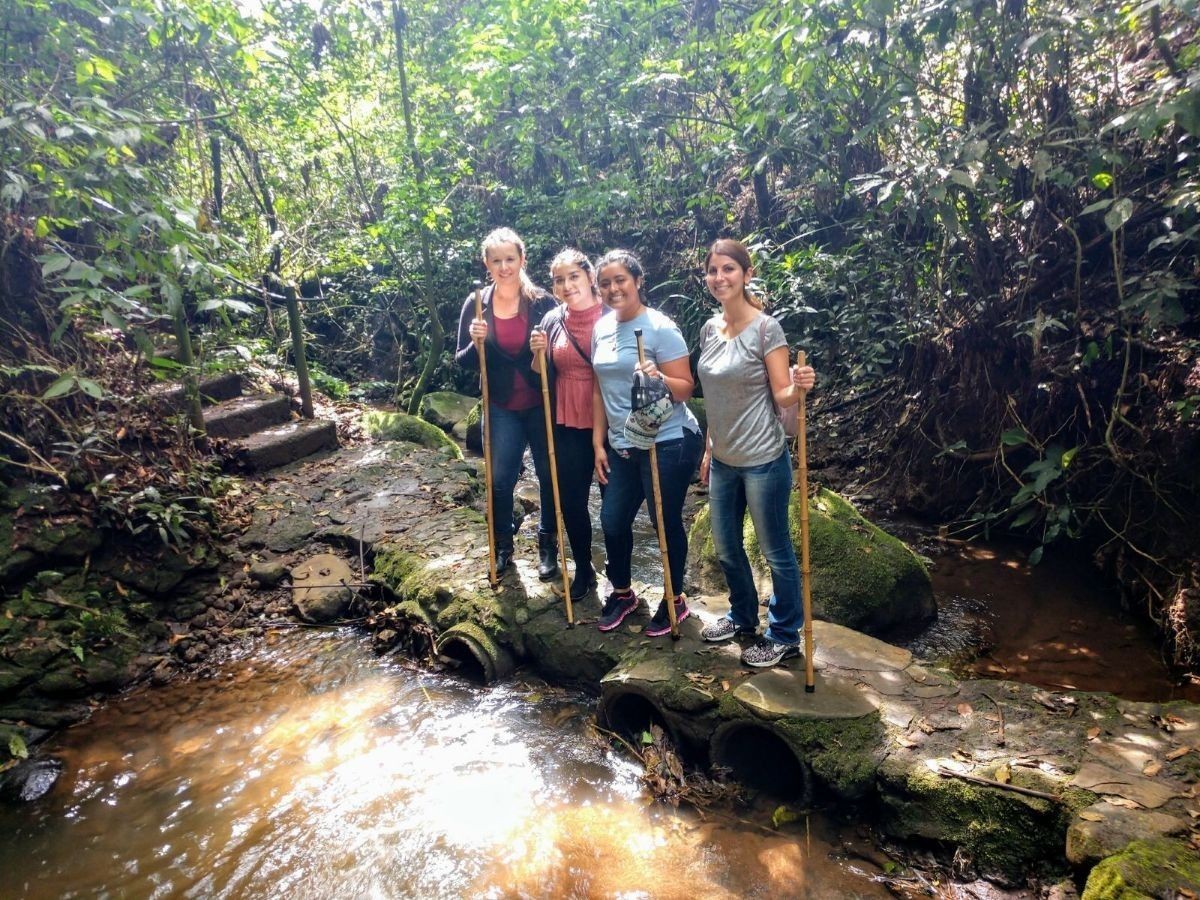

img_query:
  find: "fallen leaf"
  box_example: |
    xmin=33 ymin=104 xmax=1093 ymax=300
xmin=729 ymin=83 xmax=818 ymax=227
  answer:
xmin=1143 ymin=761 xmax=1163 ymax=777
xmin=957 ymin=703 xmax=973 ymax=716
xmin=1087 ymin=727 xmax=1101 ymax=741
xmin=1106 ymin=797 xmax=1142 ymax=809
xmin=898 ymin=735 xmax=920 ymax=748
xmin=1078 ymin=810 xmax=1105 ymax=822
xmin=996 ymin=762 xmax=1012 ymax=784
xmin=720 ymin=680 xmax=730 ymax=692
xmin=952 ymin=749 xmax=973 ymax=762
xmin=1166 ymin=746 xmax=1194 ymax=761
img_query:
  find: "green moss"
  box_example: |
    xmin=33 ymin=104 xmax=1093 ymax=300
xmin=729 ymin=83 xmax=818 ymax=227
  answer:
xmin=361 ymin=410 xmax=463 ymax=459
xmin=774 ymin=714 xmax=884 ymax=799
xmin=1082 ymin=838 xmax=1200 ymax=900
xmin=692 ymin=488 xmax=933 ymax=632
xmin=879 ymin=754 xmax=1067 ymax=878
xmin=418 ymin=391 xmax=477 ymax=431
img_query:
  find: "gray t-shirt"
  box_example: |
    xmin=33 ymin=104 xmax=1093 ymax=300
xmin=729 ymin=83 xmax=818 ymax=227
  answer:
xmin=592 ymin=307 xmax=700 ymax=450
xmin=697 ymin=312 xmax=788 ymax=467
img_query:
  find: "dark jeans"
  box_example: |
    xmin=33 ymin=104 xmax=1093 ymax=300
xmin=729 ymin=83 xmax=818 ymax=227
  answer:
xmin=601 ymin=428 xmax=704 ymax=596
xmin=487 ymin=403 xmax=555 ymax=549
xmin=709 ymin=450 xmax=803 ymax=645
xmin=554 ymin=425 xmax=600 ymax=573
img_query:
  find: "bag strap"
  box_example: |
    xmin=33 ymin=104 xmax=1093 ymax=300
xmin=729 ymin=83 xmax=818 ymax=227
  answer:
xmin=562 ymin=318 xmax=591 ymax=366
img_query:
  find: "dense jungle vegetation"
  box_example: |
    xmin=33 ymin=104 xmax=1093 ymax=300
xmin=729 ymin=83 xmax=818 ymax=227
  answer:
xmin=1 ymin=0 xmax=1197 ymax=668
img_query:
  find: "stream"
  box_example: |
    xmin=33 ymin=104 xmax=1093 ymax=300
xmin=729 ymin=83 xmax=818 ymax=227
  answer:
xmin=0 ymin=630 xmax=897 ymax=899
xmin=2 ymin=478 xmax=1195 ymax=897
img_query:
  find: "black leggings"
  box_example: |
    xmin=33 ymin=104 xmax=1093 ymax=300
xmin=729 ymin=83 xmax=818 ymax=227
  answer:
xmin=553 ymin=425 xmax=599 ymax=572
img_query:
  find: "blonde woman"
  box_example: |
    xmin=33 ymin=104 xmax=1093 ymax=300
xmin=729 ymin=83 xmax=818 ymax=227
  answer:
xmin=455 ymin=228 xmax=558 ymax=577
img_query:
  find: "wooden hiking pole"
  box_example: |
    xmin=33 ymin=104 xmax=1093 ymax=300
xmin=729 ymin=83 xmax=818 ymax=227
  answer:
xmin=796 ymin=350 xmax=816 ymax=692
xmin=537 ymin=345 xmax=574 ymax=626
xmin=475 ymin=281 xmax=499 ymax=589
xmin=635 ymin=328 xmax=679 ymax=640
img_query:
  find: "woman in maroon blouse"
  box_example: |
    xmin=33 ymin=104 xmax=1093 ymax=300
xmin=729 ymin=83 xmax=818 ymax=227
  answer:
xmin=455 ymin=228 xmax=558 ymax=577
xmin=530 ymin=249 xmax=607 ymax=601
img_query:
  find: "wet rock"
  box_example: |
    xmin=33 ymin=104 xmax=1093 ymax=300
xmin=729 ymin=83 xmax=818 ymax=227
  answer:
xmin=690 ymin=488 xmax=935 ymax=634
xmin=249 ymin=560 xmax=288 ymax=587
xmin=0 ymin=701 xmax=91 ymax=729
xmin=81 ymin=656 xmax=127 ymax=689
xmin=361 ymin=410 xmax=463 ymax=459
xmin=418 ymin=391 xmax=477 ymax=432
xmin=1082 ymin=838 xmax=1200 ymax=899
xmin=1066 ymin=801 xmax=1189 ymax=866
xmin=0 ymin=756 xmax=64 ymax=802
xmin=291 ymin=553 xmax=355 ymax=623
xmin=464 ymin=401 xmax=482 ymax=453
xmin=34 ymin=667 xmax=87 ymax=698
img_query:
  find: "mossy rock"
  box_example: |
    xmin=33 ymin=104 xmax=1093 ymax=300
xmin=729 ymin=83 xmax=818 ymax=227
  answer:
xmin=877 ymin=753 xmax=1072 ymax=879
xmin=418 ymin=391 xmax=478 ymax=432
xmin=1082 ymin=838 xmax=1200 ymax=899
xmin=689 ymin=488 xmax=934 ymax=634
xmin=362 ymin=410 xmax=463 ymax=459
xmin=464 ymin=401 xmax=483 ymax=454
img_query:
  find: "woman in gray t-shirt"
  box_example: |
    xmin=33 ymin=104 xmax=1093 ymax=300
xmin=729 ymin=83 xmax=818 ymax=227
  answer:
xmin=695 ymin=238 xmax=816 ymax=668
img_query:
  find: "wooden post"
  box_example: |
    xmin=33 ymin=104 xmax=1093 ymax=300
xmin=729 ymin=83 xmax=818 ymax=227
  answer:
xmin=796 ymin=350 xmax=815 ymax=692
xmin=635 ymin=328 xmax=678 ymax=640
xmin=475 ymin=282 xmax=498 ymax=588
xmin=538 ymin=347 xmax=574 ymax=625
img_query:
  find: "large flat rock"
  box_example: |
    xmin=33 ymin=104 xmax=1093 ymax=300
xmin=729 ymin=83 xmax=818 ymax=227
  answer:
xmin=733 ymin=668 xmax=877 ymax=720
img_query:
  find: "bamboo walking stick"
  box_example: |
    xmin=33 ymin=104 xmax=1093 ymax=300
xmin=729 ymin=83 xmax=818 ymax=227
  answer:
xmin=635 ymin=328 xmax=679 ymax=640
xmin=475 ymin=281 xmax=499 ymax=589
xmin=796 ymin=350 xmax=815 ymax=692
xmin=537 ymin=345 xmax=574 ymax=626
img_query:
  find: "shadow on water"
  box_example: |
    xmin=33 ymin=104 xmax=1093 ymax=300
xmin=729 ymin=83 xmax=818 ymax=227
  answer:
xmin=894 ymin=533 xmax=1200 ymax=704
xmin=0 ymin=630 xmax=897 ymax=899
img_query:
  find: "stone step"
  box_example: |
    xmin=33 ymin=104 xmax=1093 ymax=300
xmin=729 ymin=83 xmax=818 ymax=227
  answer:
xmin=235 ymin=419 xmax=338 ymax=471
xmin=150 ymin=372 xmax=243 ymax=411
xmin=204 ymin=393 xmax=291 ymax=439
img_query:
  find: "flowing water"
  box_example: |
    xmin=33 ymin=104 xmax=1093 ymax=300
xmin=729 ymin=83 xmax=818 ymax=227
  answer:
xmin=0 ymin=630 xmax=895 ymax=899
xmin=4 ymin=473 xmax=1194 ymax=897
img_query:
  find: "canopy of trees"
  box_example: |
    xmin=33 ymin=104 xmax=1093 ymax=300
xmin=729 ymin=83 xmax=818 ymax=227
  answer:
xmin=2 ymin=0 xmax=1197 ymax=664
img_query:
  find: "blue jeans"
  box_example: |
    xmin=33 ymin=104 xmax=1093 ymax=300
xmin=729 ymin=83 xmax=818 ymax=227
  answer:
xmin=486 ymin=403 xmax=555 ymax=548
xmin=709 ymin=450 xmax=803 ymax=645
xmin=601 ymin=428 xmax=704 ymax=595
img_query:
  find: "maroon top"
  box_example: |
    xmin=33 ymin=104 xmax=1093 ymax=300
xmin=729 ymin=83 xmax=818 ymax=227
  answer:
xmin=493 ymin=311 xmax=539 ymax=410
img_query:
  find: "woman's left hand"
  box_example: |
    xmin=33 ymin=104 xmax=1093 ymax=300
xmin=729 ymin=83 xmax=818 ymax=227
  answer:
xmin=635 ymin=360 xmax=661 ymax=380
xmin=791 ymin=365 xmax=816 ymax=391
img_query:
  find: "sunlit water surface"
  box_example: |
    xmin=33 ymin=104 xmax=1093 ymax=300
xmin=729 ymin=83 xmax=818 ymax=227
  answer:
xmin=0 ymin=630 xmax=892 ymax=899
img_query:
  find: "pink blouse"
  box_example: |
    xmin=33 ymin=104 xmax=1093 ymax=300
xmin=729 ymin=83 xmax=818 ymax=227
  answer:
xmin=551 ymin=303 xmax=604 ymax=429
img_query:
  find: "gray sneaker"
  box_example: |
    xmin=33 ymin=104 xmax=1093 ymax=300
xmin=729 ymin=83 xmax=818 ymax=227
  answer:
xmin=700 ymin=617 xmax=756 ymax=642
xmin=741 ymin=637 xmax=801 ymax=668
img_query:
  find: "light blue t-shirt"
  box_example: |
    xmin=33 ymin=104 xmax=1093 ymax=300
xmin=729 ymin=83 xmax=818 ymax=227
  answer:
xmin=592 ymin=307 xmax=700 ymax=450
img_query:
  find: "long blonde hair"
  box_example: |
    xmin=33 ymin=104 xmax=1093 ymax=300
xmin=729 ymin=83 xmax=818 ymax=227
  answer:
xmin=481 ymin=227 xmax=539 ymax=301
xmin=705 ymin=238 xmax=764 ymax=310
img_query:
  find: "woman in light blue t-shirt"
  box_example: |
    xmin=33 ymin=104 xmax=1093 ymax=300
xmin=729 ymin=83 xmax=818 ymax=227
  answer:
xmin=696 ymin=238 xmax=816 ymax=669
xmin=589 ymin=250 xmax=703 ymax=636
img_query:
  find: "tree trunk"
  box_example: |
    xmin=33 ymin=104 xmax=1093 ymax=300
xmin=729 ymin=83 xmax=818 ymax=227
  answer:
xmin=392 ymin=2 xmax=444 ymax=415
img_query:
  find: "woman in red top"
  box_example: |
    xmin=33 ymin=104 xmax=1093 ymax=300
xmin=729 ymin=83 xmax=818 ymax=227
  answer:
xmin=529 ymin=249 xmax=607 ymax=601
xmin=455 ymin=228 xmax=557 ymax=577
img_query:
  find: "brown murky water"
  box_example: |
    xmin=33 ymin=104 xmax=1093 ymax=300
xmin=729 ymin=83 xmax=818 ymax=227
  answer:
xmin=906 ymin=541 xmax=1200 ymax=704
xmin=0 ymin=630 xmax=894 ymax=899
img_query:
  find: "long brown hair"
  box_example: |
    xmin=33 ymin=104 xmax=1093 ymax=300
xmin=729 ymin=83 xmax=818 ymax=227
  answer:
xmin=704 ymin=238 xmax=763 ymax=310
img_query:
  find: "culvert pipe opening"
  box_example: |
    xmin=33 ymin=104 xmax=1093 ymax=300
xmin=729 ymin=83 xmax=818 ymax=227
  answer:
xmin=599 ymin=689 xmax=675 ymax=746
xmin=435 ymin=632 xmax=511 ymax=685
xmin=711 ymin=721 xmax=811 ymax=801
